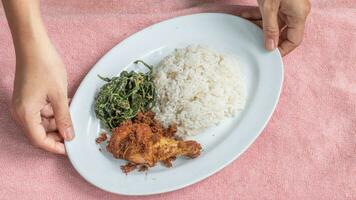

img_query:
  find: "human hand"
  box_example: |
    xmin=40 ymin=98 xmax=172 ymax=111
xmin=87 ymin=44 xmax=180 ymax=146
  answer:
xmin=11 ymin=39 xmax=74 ymax=155
xmin=240 ymin=0 xmax=311 ymax=56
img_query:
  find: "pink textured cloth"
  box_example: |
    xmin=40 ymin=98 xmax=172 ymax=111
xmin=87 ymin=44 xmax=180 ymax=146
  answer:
xmin=0 ymin=0 xmax=355 ymax=199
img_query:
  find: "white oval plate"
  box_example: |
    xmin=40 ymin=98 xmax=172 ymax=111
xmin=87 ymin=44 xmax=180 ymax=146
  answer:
xmin=65 ymin=13 xmax=283 ymax=196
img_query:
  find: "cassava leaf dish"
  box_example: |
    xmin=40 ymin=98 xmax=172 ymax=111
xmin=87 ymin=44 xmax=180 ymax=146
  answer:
xmin=95 ymin=60 xmax=156 ymax=129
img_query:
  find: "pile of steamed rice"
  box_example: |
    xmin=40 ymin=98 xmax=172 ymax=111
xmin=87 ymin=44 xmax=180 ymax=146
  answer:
xmin=153 ymin=45 xmax=245 ymax=137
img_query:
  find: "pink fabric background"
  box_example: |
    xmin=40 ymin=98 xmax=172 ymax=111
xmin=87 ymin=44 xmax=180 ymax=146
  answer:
xmin=0 ymin=0 xmax=355 ymax=199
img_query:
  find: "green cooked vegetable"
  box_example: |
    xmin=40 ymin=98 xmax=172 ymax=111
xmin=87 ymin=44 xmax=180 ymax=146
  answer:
xmin=95 ymin=60 xmax=156 ymax=129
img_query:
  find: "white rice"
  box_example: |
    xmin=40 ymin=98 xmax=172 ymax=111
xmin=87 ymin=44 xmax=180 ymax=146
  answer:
xmin=153 ymin=45 xmax=245 ymax=137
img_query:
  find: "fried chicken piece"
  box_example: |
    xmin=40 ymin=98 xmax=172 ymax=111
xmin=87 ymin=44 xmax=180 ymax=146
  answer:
xmin=120 ymin=162 xmax=137 ymax=174
xmin=165 ymin=124 xmax=177 ymax=138
xmin=95 ymin=133 xmax=108 ymax=144
xmin=161 ymin=156 xmax=176 ymax=168
xmin=106 ymin=112 xmax=201 ymax=170
xmin=138 ymin=165 xmax=149 ymax=172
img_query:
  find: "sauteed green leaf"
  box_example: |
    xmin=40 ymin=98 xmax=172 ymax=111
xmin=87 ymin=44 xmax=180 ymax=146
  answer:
xmin=95 ymin=60 xmax=156 ymax=129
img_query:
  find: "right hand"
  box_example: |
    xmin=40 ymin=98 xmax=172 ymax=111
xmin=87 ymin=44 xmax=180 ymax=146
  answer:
xmin=11 ymin=39 xmax=74 ymax=155
xmin=241 ymin=0 xmax=311 ymax=56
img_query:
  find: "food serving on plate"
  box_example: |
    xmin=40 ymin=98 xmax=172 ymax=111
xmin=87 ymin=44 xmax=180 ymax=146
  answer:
xmin=153 ymin=45 xmax=245 ymax=137
xmin=94 ymin=45 xmax=245 ymax=173
xmin=107 ymin=111 xmax=201 ymax=173
xmin=95 ymin=60 xmax=156 ymax=130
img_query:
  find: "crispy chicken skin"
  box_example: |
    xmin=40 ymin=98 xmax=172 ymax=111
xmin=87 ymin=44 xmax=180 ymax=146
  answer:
xmin=106 ymin=112 xmax=201 ymax=171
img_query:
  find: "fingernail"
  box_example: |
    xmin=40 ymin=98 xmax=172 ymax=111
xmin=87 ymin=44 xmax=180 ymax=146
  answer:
xmin=65 ymin=127 xmax=75 ymax=140
xmin=266 ymin=39 xmax=275 ymax=51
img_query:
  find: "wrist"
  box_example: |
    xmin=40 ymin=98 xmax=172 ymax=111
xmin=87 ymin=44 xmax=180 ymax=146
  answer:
xmin=11 ymin=17 xmax=50 ymax=58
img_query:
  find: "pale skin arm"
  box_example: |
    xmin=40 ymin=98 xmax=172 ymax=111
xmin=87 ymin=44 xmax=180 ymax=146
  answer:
xmin=2 ymin=0 xmax=74 ymax=155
